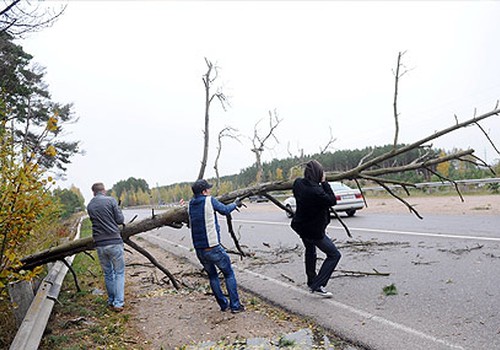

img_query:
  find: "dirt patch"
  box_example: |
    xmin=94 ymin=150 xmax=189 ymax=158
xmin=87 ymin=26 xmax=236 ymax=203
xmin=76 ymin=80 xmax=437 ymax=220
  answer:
xmin=123 ymin=194 xmax=500 ymax=348
xmin=124 ymin=241 xmax=331 ymax=349
xmin=244 ymin=194 xmax=500 ymax=216
xmin=362 ymin=194 xmax=500 ymax=216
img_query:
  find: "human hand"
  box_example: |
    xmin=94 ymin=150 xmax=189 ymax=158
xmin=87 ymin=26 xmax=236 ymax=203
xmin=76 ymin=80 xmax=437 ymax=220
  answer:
xmin=234 ymin=197 xmax=243 ymax=208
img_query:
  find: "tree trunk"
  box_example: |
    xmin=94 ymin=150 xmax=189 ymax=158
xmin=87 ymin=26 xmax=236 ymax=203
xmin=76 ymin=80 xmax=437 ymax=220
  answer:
xmin=20 ymin=206 xmax=188 ymax=271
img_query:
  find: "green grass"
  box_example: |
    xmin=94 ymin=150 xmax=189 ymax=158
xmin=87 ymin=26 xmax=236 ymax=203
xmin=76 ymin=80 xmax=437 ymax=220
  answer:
xmin=0 ymin=214 xmax=85 ymax=348
xmin=277 ymin=337 xmax=297 ymax=347
xmin=39 ymin=218 xmax=145 ymax=350
xmin=383 ymin=283 xmax=398 ymax=296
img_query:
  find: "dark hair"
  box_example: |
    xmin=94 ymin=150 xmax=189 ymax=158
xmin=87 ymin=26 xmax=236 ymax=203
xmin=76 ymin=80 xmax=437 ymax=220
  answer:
xmin=304 ymin=160 xmax=324 ymax=183
xmin=91 ymin=182 xmax=105 ymax=195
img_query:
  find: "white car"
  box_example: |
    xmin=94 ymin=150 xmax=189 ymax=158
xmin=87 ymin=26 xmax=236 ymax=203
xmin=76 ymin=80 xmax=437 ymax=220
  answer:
xmin=284 ymin=182 xmax=364 ymax=218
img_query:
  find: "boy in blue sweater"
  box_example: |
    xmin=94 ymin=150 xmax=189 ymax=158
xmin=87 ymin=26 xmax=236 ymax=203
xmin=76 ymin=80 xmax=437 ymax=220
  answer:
xmin=188 ymin=179 xmax=244 ymax=313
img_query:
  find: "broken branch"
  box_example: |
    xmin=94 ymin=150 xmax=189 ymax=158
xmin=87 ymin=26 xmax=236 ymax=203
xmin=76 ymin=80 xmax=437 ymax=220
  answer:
xmin=124 ymin=238 xmax=180 ymax=289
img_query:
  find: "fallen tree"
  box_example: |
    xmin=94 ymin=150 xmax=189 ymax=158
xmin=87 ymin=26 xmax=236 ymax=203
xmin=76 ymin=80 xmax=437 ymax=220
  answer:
xmin=18 ymin=52 xmax=500 ymax=288
xmin=20 ymin=104 xmax=499 ymax=272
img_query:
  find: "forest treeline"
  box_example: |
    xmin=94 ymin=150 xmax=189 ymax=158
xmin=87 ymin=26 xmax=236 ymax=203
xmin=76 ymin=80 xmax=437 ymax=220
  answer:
xmin=111 ymin=144 xmax=500 ymax=207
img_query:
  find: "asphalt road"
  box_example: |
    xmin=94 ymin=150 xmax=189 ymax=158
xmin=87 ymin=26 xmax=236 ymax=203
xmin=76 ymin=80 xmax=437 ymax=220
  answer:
xmin=125 ymin=204 xmax=500 ymax=350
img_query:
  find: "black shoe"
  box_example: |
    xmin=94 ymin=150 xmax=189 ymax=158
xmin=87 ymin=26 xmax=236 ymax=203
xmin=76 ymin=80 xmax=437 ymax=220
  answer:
xmin=311 ymin=286 xmax=333 ymax=298
xmin=231 ymin=305 xmax=245 ymax=314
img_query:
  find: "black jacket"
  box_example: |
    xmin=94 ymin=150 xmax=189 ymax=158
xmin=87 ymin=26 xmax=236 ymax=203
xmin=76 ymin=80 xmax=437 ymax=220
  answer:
xmin=290 ymin=178 xmax=337 ymax=240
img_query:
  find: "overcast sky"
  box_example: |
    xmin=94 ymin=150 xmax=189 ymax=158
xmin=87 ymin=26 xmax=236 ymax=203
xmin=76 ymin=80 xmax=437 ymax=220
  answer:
xmin=20 ymin=1 xmax=500 ymax=203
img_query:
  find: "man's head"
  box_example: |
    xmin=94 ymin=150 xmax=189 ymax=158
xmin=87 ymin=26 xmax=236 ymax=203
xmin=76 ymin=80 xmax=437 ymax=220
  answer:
xmin=304 ymin=160 xmax=324 ymax=183
xmin=91 ymin=182 xmax=106 ymax=196
xmin=191 ymin=179 xmax=213 ymax=195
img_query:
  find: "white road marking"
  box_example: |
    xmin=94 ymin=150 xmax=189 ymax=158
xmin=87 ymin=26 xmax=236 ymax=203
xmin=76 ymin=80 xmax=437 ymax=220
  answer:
xmin=241 ymin=269 xmax=465 ymax=350
xmin=146 ymin=234 xmax=465 ymax=350
xmin=232 ymin=219 xmax=500 ymax=242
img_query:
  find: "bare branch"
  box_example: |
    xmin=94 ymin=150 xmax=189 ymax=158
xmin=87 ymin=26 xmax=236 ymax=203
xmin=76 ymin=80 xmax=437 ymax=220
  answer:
xmin=225 ymin=214 xmax=246 ymax=257
xmin=361 ymin=175 xmax=414 ymax=199
xmin=124 ymin=237 xmax=180 ymax=289
xmin=372 ymin=180 xmax=423 ymax=219
xmin=357 ymin=148 xmax=375 ymax=167
xmin=410 ymin=147 xmax=432 ymax=165
xmin=423 ymin=166 xmax=464 ymax=202
xmin=1 ymin=0 xmax=66 ymax=37
xmin=456 ymin=154 xmax=496 ymax=176
xmin=466 ymin=154 xmax=496 ymax=176
xmin=262 ymin=193 xmax=293 ymax=217
xmin=61 ymin=258 xmax=81 ymax=292
xmin=361 ymin=149 xmax=474 ymax=177
xmin=214 ymin=126 xmax=240 ymax=192
xmin=474 ymin=121 xmax=500 ymax=155
xmin=251 ymin=109 xmax=283 ymax=183
xmin=319 ymin=126 xmax=337 ymax=154
xmin=336 ymin=108 xmax=500 ymax=181
xmin=392 ymin=51 xmax=403 ymax=149
xmin=352 ymin=178 xmax=368 ymax=208
xmin=0 ymin=0 xmax=21 ymax=17
xmin=334 ymin=269 xmax=391 ymax=278
xmin=360 ymin=175 xmax=416 ymax=189
xmin=330 ymin=209 xmax=352 ymax=238
xmin=197 ymin=57 xmax=229 ymax=180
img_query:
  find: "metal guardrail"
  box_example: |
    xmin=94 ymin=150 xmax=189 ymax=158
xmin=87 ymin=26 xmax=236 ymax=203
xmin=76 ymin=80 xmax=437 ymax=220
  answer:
xmin=9 ymin=217 xmax=83 ymax=350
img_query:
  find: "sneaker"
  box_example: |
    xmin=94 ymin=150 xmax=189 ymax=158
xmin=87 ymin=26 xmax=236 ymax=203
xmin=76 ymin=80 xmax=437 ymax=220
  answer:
xmin=110 ymin=306 xmax=124 ymax=313
xmin=311 ymin=286 xmax=333 ymax=298
xmin=231 ymin=305 xmax=245 ymax=314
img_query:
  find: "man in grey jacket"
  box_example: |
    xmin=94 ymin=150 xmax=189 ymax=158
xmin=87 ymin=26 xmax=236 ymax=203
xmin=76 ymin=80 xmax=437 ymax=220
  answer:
xmin=87 ymin=182 xmax=125 ymax=312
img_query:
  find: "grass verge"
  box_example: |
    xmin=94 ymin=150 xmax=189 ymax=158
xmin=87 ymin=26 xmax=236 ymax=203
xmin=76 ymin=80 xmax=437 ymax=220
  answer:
xmin=39 ymin=218 xmax=146 ymax=350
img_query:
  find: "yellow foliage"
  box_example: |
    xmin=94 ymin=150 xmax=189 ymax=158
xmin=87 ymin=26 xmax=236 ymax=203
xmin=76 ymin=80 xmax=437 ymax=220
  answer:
xmin=436 ymin=150 xmax=450 ymax=177
xmin=1 ymin=123 xmax=60 ymax=296
xmin=44 ymin=144 xmax=57 ymax=157
xmin=276 ymin=167 xmax=284 ymax=181
xmin=47 ymin=116 xmax=58 ymax=132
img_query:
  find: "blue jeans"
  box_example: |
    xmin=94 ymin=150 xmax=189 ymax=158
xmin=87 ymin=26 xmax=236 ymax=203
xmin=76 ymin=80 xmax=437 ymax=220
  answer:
xmin=302 ymin=235 xmax=341 ymax=291
xmin=96 ymin=243 xmax=125 ymax=308
xmin=196 ymin=245 xmax=242 ymax=311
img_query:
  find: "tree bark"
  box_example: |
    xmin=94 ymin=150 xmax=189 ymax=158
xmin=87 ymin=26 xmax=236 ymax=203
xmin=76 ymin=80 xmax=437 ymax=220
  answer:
xmin=20 ymin=206 xmax=187 ymax=271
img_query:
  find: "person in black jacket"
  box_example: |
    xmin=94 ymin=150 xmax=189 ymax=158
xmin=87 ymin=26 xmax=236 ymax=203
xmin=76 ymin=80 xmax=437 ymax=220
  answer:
xmin=291 ymin=160 xmax=341 ymax=297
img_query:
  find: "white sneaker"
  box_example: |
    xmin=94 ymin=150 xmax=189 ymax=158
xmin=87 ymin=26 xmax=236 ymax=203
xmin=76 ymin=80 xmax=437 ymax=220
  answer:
xmin=311 ymin=286 xmax=333 ymax=298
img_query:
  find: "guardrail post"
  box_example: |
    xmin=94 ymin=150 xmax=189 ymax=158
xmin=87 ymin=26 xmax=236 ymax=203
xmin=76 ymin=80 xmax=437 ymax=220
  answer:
xmin=8 ymin=280 xmax=35 ymax=327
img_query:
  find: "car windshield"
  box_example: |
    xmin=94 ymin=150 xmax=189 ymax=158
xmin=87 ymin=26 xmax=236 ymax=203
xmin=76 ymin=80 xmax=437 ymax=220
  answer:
xmin=329 ymin=182 xmax=353 ymax=191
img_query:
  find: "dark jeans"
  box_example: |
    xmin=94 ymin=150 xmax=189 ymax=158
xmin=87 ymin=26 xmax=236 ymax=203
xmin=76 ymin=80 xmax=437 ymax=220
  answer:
xmin=302 ymin=235 xmax=341 ymax=291
xmin=195 ymin=245 xmax=242 ymax=311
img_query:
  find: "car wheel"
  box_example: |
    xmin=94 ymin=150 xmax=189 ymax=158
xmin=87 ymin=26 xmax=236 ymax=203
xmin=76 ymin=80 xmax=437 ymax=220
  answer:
xmin=285 ymin=204 xmax=294 ymax=218
xmin=346 ymin=209 xmax=356 ymax=217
